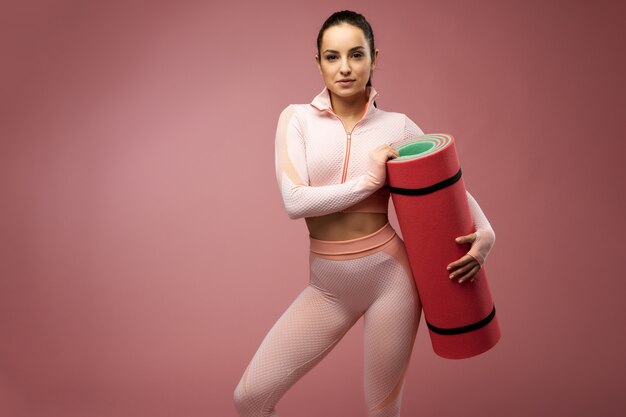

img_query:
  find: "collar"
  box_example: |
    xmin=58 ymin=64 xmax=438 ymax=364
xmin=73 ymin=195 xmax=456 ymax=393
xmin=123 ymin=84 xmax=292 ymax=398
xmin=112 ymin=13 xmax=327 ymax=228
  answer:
xmin=310 ymin=85 xmax=379 ymax=119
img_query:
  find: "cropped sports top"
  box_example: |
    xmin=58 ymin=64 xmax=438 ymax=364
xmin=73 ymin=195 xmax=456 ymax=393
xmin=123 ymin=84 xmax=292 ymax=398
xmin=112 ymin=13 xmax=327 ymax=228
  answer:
xmin=274 ymin=85 xmax=417 ymax=219
xmin=274 ymin=86 xmax=494 ymax=236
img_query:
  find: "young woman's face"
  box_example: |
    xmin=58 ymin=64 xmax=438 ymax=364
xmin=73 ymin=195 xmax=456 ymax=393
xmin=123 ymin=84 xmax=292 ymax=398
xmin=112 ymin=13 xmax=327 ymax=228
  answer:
xmin=316 ymin=23 xmax=378 ymax=101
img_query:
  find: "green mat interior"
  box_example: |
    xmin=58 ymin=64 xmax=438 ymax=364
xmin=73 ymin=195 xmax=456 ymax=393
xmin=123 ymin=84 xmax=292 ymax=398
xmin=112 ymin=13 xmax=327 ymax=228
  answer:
xmin=398 ymin=141 xmax=435 ymax=158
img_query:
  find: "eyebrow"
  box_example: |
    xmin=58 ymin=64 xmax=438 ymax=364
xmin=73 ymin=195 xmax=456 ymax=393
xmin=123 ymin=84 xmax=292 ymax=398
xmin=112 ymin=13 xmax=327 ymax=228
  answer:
xmin=323 ymin=46 xmax=366 ymax=53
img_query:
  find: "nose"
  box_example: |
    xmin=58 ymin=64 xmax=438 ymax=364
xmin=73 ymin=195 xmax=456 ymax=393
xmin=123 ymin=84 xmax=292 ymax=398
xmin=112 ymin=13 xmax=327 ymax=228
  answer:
xmin=340 ymin=57 xmax=351 ymax=75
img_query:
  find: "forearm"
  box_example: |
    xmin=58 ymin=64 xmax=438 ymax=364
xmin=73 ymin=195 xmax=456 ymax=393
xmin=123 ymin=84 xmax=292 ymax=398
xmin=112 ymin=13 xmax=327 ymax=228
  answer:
xmin=279 ymin=161 xmax=385 ymax=219
xmin=466 ymin=190 xmax=496 ymax=264
xmin=466 ymin=190 xmax=494 ymax=232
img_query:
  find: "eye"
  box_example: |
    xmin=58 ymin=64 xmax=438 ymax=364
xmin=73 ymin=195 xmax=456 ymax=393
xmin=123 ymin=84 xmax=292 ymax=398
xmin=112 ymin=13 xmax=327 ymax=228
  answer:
xmin=325 ymin=54 xmax=337 ymax=61
xmin=352 ymin=52 xmax=364 ymax=58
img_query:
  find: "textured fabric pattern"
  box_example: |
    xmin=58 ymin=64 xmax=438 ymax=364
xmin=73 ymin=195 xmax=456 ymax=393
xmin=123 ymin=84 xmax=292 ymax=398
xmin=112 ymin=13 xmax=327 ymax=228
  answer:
xmin=465 ymin=190 xmax=492 ymax=231
xmin=274 ymin=86 xmax=424 ymax=219
xmin=465 ymin=190 xmax=496 ymax=265
xmin=233 ymin=231 xmax=421 ymax=417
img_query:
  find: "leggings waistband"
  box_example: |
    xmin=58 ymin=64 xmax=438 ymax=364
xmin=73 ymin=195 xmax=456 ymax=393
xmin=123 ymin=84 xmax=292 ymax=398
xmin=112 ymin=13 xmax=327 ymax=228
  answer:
xmin=309 ymin=222 xmax=397 ymax=256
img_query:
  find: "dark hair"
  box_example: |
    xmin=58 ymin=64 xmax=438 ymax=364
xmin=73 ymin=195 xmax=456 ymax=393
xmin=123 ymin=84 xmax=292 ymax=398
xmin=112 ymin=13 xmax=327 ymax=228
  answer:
xmin=317 ymin=10 xmax=377 ymax=103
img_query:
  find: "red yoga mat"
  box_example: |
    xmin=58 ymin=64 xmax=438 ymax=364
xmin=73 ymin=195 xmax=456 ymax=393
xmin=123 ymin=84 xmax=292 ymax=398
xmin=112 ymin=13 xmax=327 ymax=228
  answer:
xmin=387 ymin=134 xmax=500 ymax=359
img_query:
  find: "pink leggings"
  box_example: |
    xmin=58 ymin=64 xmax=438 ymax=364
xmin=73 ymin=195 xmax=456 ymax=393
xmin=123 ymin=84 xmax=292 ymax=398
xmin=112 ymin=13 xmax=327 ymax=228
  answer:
xmin=233 ymin=222 xmax=422 ymax=417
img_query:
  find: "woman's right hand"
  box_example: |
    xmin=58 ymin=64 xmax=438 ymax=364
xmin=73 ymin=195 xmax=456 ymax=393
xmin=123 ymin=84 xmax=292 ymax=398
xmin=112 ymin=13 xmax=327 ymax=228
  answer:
xmin=363 ymin=144 xmax=400 ymax=191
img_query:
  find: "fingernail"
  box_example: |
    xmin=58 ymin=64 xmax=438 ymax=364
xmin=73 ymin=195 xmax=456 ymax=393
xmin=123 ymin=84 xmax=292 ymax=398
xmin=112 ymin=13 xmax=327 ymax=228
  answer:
xmin=446 ymin=266 xmax=451 ymax=270
xmin=449 ymin=274 xmax=454 ymax=279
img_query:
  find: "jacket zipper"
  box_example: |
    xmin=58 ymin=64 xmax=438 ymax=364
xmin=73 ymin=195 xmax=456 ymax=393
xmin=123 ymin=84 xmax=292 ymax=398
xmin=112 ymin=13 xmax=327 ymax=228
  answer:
xmin=326 ymin=110 xmax=365 ymax=184
xmin=341 ymin=131 xmax=353 ymax=183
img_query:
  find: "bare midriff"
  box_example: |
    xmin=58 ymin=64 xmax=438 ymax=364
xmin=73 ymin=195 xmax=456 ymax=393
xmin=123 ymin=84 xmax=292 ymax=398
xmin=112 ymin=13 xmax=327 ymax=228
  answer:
xmin=305 ymin=212 xmax=388 ymax=241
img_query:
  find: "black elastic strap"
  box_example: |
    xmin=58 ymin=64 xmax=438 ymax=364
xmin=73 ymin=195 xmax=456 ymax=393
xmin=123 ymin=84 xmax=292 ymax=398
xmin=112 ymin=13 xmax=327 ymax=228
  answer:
xmin=426 ymin=305 xmax=496 ymax=335
xmin=388 ymin=167 xmax=462 ymax=196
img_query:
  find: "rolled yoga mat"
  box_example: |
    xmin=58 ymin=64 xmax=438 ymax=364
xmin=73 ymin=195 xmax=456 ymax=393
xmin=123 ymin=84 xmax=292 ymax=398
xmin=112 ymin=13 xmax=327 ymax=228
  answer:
xmin=386 ymin=133 xmax=500 ymax=359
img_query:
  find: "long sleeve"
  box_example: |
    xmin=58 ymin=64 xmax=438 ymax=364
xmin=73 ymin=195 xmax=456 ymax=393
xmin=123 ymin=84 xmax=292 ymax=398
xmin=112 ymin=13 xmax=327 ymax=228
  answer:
xmin=465 ymin=190 xmax=496 ymax=265
xmin=466 ymin=190 xmax=494 ymax=232
xmin=274 ymin=105 xmax=386 ymax=220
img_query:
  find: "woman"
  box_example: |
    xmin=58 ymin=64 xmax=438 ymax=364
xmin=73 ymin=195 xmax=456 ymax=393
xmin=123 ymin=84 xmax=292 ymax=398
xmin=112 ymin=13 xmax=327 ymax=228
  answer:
xmin=233 ymin=10 xmax=495 ymax=417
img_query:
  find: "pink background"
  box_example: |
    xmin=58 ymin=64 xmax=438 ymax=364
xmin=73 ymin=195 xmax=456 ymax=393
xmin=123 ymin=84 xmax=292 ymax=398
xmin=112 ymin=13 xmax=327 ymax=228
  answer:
xmin=1 ymin=0 xmax=625 ymax=416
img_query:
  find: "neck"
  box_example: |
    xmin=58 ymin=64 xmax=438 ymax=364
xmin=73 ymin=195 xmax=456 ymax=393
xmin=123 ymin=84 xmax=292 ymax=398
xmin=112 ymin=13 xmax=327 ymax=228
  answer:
xmin=329 ymin=88 xmax=369 ymax=119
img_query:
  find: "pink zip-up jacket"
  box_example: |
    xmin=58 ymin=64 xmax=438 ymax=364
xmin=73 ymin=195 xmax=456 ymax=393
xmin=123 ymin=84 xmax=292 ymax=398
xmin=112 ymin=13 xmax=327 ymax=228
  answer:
xmin=274 ymin=86 xmax=495 ymax=262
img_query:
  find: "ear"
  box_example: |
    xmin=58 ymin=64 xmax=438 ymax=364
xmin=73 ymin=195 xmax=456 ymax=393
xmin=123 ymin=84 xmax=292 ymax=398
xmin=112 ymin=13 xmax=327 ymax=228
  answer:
xmin=315 ymin=54 xmax=322 ymax=75
xmin=371 ymin=48 xmax=379 ymax=70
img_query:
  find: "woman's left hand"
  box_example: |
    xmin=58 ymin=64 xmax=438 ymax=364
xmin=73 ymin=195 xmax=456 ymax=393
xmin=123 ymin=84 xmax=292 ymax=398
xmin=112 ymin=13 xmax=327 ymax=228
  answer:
xmin=446 ymin=228 xmax=495 ymax=284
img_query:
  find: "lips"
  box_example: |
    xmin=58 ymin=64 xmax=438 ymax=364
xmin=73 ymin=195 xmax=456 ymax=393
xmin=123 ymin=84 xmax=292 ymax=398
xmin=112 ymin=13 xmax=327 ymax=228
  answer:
xmin=337 ymin=79 xmax=355 ymax=87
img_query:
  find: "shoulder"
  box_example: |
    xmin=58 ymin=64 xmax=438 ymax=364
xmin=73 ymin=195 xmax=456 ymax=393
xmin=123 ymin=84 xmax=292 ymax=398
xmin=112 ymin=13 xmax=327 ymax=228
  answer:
xmin=374 ymin=107 xmax=424 ymax=136
xmin=376 ymin=108 xmax=414 ymax=120
xmin=401 ymin=112 xmax=424 ymax=135
xmin=370 ymin=107 xmax=412 ymax=125
xmin=279 ymin=103 xmax=310 ymax=114
xmin=277 ymin=103 xmax=310 ymax=123
xmin=275 ymin=104 xmax=311 ymax=140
